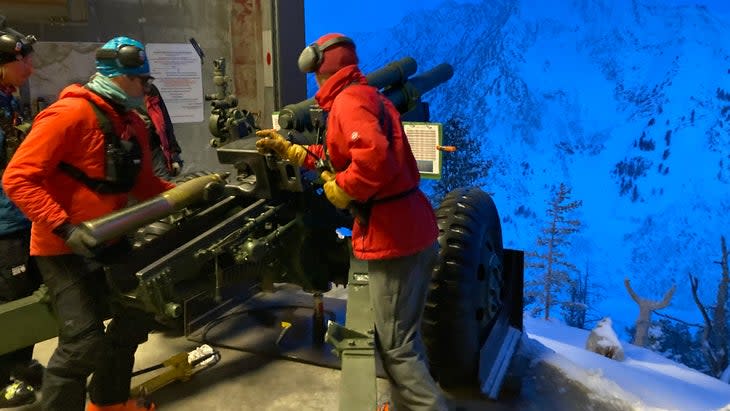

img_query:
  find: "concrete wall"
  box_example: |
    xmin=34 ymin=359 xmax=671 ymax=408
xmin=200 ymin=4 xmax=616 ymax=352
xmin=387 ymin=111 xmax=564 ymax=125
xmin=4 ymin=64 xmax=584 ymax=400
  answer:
xmin=8 ymin=0 xmax=305 ymax=174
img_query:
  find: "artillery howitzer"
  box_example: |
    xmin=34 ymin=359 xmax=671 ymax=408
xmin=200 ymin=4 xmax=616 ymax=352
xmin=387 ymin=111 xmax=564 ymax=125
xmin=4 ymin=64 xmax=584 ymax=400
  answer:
xmin=0 ymin=55 xmax=524 ymax=399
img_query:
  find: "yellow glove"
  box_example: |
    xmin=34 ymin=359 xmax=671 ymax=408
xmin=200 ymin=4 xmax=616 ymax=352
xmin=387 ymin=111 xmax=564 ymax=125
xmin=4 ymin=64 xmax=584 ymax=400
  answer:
xmin=255 ymin=129 xmax=307 ymax=166
xmin=320 ymin=170 xmax=335 ymax=182
xmin=322 ymin=175 xmax=354 ymax=209
xmin=255 ymin=129 xmax=289 ymax=156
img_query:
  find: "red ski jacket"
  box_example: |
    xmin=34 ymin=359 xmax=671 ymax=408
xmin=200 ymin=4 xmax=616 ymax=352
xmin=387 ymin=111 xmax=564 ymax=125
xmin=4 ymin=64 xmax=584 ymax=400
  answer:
xmin=305 ymin=65 xmax=438 ymax=260
xmin=3 ymin=84 xmax=174 ymax=256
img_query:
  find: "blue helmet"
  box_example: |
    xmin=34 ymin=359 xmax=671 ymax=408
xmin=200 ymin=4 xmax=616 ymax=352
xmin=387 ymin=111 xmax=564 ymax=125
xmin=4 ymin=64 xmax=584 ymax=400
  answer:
xmin=95 ymin=36 xmax=150 ymax=77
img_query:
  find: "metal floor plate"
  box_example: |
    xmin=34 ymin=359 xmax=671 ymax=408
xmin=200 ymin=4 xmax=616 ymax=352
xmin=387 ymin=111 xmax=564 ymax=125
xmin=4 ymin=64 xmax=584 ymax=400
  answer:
xmin=185 ymin=286 xmax=385 ymax=376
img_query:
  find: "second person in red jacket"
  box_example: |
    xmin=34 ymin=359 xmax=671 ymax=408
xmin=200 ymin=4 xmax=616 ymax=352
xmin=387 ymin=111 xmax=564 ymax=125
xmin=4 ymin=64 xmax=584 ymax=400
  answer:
xmin=3 ymin=36 xmax=173 ymax=411
xmin=256 ymin=33 xmax=448 ymax=411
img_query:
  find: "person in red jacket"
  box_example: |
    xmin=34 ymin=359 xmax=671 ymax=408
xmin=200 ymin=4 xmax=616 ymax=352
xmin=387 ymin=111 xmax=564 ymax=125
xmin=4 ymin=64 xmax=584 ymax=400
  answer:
xmin=2 ymin=36 xmax=173 ymax=411
xmin=140 ymin=83 xmax=183 ymax=180
xmin=256 ymin=33 xmax=448 ymax=411
xmin=0 ymin=28 xmax=45 ymax=409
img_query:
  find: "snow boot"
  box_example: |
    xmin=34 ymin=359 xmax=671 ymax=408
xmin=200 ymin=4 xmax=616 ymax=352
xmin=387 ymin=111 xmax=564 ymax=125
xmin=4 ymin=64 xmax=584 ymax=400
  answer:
xmin=0 ymin=379 xmax=37 ymax=408
xmin=13 ymin=359 xmax=44 ymax=389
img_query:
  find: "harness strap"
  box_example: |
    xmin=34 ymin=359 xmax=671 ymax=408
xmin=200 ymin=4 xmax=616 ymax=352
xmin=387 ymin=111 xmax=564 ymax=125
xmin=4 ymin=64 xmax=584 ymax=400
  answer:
xmin=58 ymin=100 xmax=130 ymax=194
xmin=377 ymin=95 xmax=393 ymax=145
xmin=329 ymin=85 xmax=418 ymax=209
xmin=366 ymin=92 xmax=418 ymax=204
xmin=57 ymin=162 xmax=124 ymax=194
xmin=87 ymin=100 xmax=118 ymax=144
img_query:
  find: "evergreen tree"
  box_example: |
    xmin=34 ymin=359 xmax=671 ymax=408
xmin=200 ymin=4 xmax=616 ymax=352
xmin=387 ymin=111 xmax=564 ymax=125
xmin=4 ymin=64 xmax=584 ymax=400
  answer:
xmin=625 ymin=318 xmax=706 ymax=372
xmin=648 ymin=319 xmax=707 ymax=372
xmin=562 ymin=264 xmax=601 ymax=330
xmin=429 ymin=116 xmax=492 ymax=206
xmin=526 ymin=183 xmax=582 ymax=320
xmin=562 ymin=274 xmax=586 ymax=328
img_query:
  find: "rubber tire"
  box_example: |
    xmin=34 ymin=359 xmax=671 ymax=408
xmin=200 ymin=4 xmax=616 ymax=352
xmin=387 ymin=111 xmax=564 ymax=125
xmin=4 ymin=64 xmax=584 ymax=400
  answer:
xmin=422 ymin=187 xmax=504 ymax=388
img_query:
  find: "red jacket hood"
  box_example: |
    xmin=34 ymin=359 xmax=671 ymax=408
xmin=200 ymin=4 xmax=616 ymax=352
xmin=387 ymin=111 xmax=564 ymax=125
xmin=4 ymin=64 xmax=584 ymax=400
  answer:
xmin=314 ymin=65 xmax=367 ymax=111
xmin=58 ymin=84 xmax=124 ymax=117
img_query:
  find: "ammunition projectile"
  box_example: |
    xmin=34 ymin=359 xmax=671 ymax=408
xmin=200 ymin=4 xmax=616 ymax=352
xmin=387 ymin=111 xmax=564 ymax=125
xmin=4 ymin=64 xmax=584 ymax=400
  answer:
xmin=81 ymin=173 xmax=228 ymax=243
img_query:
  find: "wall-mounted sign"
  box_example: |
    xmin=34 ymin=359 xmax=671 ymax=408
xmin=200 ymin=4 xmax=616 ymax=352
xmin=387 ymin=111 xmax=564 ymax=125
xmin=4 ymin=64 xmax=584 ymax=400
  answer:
xmin=403 ymin=122 xmax=443 ymax=179
xmin=146 ymin=43 xmax=204 ymax=124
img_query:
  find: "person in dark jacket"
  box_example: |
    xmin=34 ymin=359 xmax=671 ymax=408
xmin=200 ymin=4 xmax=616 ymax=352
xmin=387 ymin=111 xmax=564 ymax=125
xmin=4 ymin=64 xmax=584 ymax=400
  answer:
xmin=256 ymin=33 xmax=448 ymax=411
xmin=3 ymin=36 xmax=174 ymax=411
xmin=139 ymin=83 xmax=183 ymax=179
xmin=0 ymin=28 xmax=45 ymax=409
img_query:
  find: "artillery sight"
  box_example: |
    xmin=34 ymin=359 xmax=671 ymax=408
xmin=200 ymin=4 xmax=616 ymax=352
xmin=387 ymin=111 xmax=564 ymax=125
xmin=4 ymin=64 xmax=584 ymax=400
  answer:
xmin=205 ymin=57 xmax=257 ymax=147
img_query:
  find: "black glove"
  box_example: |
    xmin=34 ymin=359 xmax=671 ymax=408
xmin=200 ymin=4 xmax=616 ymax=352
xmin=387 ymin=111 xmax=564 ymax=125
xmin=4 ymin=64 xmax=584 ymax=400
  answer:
xmin=53 ymin=222 xmax=99 ymax=258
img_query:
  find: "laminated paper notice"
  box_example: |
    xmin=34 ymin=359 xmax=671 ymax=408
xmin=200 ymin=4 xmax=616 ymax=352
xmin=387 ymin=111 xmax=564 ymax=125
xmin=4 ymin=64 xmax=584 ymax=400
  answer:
xmin=403 ymin=122 xmax=442 ymax=178
xmin=146 ymin=43 xmax=204 ymax=124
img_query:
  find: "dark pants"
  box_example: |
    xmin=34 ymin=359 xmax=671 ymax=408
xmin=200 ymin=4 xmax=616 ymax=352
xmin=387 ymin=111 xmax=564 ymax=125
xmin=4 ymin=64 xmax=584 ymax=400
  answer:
xmin=367 ymin=243 xmax=448 ymax=411
xmin=36 ymin=254 xmax=154 ymax=411
xmin=0 ymin=229 xmax=42 ymax=385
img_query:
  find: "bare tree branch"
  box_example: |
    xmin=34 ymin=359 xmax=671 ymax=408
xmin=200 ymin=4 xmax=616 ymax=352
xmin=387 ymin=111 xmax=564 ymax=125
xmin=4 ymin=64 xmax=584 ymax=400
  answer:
xmin=653 ymin=310 xmax=703 ymax=328
xmin=624 ymin=278 xmax=641 ymax=304
xmin=689 ymin=273 xmax=713 ymax=340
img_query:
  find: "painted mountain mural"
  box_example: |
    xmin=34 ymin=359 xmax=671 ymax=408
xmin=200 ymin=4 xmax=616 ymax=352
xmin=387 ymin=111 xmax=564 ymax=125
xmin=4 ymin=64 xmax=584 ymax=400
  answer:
xmin=315 ymin=0 xmax=730 ymax=334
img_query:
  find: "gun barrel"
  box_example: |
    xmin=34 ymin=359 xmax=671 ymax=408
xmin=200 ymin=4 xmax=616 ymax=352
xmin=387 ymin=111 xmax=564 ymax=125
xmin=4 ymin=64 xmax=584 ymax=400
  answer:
xmin=406 ymin=63 xmax=454 ymax=97
xmin=277 ymin=58 xmax=450 ymax=133
xmin=365 ymin=57 xmax=417 ymax=90
xmin=81 ymin=173 xmax=227 ymax=243
xmin=277 ymin=98 xmax=316 ymax=131
xmin=382 ymin=63 xmax=454 ymax=113
xmin=278 ymin=57 xmax=419 ymax=131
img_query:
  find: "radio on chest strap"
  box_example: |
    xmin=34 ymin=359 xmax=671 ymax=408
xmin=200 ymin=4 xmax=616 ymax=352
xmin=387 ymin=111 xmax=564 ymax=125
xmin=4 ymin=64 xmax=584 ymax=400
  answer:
xmin=58 ymin=100 xmax=142 ymax=194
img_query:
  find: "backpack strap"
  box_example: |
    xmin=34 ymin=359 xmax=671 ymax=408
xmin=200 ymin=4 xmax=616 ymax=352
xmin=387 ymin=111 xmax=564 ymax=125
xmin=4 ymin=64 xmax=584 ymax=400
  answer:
xmin=58 ymin=100 xmax=127 ymax=194
xmin=350 ymin=89 xmax=418 ymax=221
xmin=322 ymin=85 xmax=393 ymax=172
xmin=376 ymin=94 xmax=393 ymax=145
xmin=365 ymin=92 xmax=417 ymax=204
xmin=88 ymin=100 xmax=118 ymax=144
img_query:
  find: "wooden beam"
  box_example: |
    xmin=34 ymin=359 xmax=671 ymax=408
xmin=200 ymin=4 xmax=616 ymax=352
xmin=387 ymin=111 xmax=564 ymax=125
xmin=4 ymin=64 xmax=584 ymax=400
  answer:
xmin=0 ymin=0 xmax=88 ymax=23
xmin=0 ymin=0 xmax=66 ymax=5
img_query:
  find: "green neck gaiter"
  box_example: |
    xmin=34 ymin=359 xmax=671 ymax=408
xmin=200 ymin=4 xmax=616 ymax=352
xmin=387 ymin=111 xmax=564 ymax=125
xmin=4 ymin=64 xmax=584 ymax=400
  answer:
xmin=85 ymin=73 xmax=143 ymax=110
